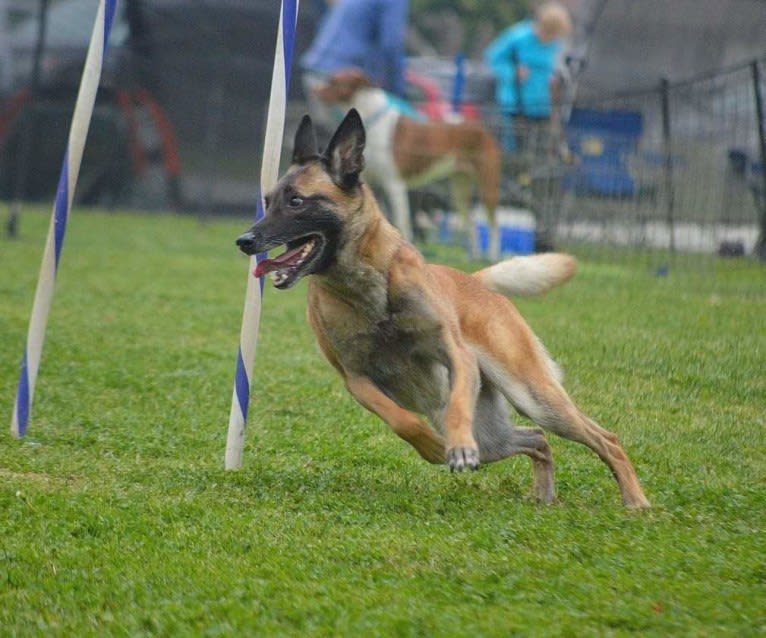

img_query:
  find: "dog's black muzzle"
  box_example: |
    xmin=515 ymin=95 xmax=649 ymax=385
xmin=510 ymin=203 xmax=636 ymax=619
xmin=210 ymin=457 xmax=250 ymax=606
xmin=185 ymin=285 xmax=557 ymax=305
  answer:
xmin=236 ymin=224 xmax=279 ymax=256
xmin=235 ymin=230 xmax=259 ymax=255
xmin=236 ymin=215 xmax=293 ymax=256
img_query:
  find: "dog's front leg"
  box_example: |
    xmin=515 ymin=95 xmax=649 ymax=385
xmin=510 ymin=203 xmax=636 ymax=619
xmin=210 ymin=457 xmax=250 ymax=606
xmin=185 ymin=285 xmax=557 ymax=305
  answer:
xmin=344 ymin=375 xmax=445 ymax=464
xmin=443 ymin=345 xmax=481 ymax=472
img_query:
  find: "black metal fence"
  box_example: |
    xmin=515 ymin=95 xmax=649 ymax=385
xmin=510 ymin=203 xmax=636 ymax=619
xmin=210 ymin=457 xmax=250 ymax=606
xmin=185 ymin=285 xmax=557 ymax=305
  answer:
xmin=388 ymin=53 xmax=766 ymax=270
xmin=537 ymin=56 xmax=766 ymax=263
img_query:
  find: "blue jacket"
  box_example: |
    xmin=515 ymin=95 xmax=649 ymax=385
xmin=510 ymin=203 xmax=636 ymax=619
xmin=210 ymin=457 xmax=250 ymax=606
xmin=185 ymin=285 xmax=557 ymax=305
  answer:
xmin=301 ymin=0 xmax=408 ymax=97
xmin=484 ymin=20 xmax=561 ymax=118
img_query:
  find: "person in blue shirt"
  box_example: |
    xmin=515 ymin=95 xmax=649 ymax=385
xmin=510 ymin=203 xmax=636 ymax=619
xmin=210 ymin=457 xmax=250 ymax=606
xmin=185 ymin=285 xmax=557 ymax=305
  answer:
xmin=484 ymin=2 xmax=572 ymax=251
xmin=484 ymin=1 xmax=572 ymax=153
xmin=301 ymin=0 xmax=408 ymax=134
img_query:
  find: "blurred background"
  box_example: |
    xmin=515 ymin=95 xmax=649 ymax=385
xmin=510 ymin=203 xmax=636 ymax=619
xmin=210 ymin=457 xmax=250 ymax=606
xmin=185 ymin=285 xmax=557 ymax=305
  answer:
xmin=1 ymin=0 xmax=765 ymax=264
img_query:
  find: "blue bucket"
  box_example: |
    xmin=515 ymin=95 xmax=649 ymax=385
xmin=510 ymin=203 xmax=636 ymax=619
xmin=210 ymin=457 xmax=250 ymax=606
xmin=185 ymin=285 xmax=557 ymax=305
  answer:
xmin=477 ymin=223 xmax=535 ymax=255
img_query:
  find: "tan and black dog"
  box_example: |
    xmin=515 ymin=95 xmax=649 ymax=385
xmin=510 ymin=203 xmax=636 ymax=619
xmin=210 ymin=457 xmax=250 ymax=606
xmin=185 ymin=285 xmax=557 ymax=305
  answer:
xmin=236 ymin=109 xmax=650 ymax=508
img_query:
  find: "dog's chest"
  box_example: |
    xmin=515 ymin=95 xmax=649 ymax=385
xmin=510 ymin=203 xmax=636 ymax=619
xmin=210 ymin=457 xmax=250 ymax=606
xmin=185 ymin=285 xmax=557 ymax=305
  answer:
xmin=328 ymin=298 xmax=451 ymax=416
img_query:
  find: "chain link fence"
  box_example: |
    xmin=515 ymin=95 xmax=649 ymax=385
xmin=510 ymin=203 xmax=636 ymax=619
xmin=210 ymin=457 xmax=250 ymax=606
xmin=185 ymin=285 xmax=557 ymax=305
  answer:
xmin=543 ymin=57 xmax=766 ymax=265
xmin=392 ymin=54 xmax=766 ymax=275
xmin=476 ymin=59 xmax=762 ymax=276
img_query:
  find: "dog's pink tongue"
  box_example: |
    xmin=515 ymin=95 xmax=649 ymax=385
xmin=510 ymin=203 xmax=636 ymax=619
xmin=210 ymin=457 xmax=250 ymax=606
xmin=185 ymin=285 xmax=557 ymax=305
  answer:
xmin=253 ymin=244 xmax=305 ymax=278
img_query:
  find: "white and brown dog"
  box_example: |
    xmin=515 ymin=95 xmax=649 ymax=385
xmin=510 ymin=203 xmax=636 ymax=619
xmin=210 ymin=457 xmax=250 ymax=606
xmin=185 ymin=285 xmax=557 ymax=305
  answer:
xmin=313 ymin=68 xmax=502 ymax=260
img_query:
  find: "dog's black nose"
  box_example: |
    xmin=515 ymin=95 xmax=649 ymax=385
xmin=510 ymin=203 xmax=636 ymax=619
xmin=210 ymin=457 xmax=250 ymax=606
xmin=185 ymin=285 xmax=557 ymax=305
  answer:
xmin=235 ymin=232 xmax=255 ymax=252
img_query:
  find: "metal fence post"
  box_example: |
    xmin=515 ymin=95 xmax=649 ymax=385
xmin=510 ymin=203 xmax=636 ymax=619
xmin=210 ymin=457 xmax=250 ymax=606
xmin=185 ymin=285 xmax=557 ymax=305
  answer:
xmin=751 ymin=59 xmax=766 ymax=261
xmin=5 ymin=0 xmax=50 ymax=239
xmin=660 ymin=77 xmax=676 ymax=253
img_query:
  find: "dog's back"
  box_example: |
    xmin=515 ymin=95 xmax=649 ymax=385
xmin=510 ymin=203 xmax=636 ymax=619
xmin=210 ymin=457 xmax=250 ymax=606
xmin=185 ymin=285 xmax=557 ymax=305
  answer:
xmin=392 ymin=117 xmax=496 ymax=176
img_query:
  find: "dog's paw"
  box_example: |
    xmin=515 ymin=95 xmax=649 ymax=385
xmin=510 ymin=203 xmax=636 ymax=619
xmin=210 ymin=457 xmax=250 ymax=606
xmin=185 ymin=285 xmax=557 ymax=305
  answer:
xmin=447 ymin=447 xmax=480 ymax=472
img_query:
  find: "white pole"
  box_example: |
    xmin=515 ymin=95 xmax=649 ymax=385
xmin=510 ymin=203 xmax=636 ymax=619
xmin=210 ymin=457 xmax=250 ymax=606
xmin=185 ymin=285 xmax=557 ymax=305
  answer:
xmin=225 ymin=0 xmax=299 ymax=469
xmin=11 ymin=0 xmax=119 ymax=437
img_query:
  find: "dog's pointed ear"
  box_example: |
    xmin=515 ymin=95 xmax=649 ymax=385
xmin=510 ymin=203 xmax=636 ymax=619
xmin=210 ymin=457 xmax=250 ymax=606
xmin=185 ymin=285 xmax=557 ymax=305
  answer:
xmin=292 ymin=114 xmax=319 ymax=165
xmin=322 ymin=108 xmax=365 ymax=190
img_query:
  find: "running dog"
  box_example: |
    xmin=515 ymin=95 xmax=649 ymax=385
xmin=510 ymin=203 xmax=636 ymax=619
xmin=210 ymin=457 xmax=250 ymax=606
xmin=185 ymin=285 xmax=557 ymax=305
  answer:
xmin=313 ymin=68 xmax=502 ymax=260
xmin=235 ymin=110 xmax=650 ymax=508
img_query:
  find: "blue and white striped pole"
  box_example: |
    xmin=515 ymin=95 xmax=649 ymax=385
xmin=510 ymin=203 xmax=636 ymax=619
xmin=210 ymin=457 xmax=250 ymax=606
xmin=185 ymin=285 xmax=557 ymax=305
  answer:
xmin=11 ymin=0 xmax=118 ymax=438
xmin=225 ymin=0 xmax=299 ymax=469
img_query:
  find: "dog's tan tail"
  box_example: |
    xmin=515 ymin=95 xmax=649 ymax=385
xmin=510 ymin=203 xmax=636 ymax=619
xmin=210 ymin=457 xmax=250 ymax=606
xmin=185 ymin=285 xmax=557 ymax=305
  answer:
xmin=473 ymin=253 xmax=577 ymax=297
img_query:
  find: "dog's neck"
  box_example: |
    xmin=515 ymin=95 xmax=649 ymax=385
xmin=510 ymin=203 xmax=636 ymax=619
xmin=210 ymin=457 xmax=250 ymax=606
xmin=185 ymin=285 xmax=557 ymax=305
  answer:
xmin=350 ymin=88 xmax=399 ymax=129
xmin=312 ymin=185 xmax=403 ymax=316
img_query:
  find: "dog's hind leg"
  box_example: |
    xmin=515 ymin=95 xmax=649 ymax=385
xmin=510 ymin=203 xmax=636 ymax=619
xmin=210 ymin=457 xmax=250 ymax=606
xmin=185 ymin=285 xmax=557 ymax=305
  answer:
xmin=345 ymin=375 xmax=445 ymax=464
xmin=477 ymin=129 xmax=502 ymax=262
xmin=477 ymin=176 xmax=500 ymax=263
xmin=547 ymin=400 xmax=649 ymax=508
xmin=474 ymin=322 xmax=649 ymax=508
xmin=485 ymin=207 xmax=500 ymax=264
xmin=506 ymin=376 xmax=650 ymax=508
xmin=474 ymin=381 xmax=556 ymax=503
xmin=450 ymin=173 xmax=480 ymax=259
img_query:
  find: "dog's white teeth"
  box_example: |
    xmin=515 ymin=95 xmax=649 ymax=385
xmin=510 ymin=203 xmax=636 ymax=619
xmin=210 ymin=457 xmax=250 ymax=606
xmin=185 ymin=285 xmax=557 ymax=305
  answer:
xmin=300 ymin=240 xmax=315 ymax=259
xmin=271 ymin=270 xmax=288 ymax=285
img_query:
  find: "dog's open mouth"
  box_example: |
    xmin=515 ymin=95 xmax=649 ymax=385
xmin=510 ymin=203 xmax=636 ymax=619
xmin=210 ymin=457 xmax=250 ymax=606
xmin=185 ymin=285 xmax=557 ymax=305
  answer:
xmin=253 ymin=234 xmax=323 ymax=289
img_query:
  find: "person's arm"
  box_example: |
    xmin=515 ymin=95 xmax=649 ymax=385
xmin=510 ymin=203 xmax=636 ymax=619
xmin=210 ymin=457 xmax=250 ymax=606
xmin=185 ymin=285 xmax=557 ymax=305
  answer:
xmin=485 ymin=24 xmax=531 ymax=112
xmin=484 ymin=24 xmax=523 ymax=78
xmin=379 ymin=0 xmax=408 ymax=96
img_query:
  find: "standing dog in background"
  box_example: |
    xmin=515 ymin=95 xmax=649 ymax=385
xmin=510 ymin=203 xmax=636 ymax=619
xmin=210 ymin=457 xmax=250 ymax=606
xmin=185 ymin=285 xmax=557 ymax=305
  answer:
xmin=235 ymin=110 xmax=650 ymax=508
xmin=314 ymin=69 xmax=503 ymax=261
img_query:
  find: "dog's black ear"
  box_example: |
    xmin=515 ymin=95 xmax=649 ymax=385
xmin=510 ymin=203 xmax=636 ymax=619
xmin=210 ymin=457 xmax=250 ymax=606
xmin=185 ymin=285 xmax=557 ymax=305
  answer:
xmin=322 ymin=108 xmax=365 ymax=190
xmin=292 ymin=114 xmax=319 ymax=165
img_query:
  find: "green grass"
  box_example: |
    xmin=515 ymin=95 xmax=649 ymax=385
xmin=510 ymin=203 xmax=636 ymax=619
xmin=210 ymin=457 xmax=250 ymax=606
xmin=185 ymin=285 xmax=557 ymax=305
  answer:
xmin=1 ymin=207 xmax=764 ymax=636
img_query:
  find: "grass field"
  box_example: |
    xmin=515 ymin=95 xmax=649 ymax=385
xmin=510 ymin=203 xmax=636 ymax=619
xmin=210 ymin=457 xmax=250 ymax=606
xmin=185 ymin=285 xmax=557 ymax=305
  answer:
xmin=1 ymin=207 xmax=764 ymax=636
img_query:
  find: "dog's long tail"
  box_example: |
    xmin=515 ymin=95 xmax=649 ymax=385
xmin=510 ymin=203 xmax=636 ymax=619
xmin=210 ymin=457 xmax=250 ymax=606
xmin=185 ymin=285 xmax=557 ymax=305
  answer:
xmin=473 ymin=253 xmax=577 ymax=297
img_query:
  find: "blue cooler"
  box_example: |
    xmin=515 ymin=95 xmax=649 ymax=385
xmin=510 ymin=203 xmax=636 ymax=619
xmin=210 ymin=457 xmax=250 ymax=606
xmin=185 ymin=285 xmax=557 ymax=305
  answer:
xmin=476 ymin=207 xmax=536 ymax=255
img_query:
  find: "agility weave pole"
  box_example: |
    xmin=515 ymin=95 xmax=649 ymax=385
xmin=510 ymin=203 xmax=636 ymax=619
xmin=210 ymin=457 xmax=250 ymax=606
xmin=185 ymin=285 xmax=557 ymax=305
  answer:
xmin=11 ymin=0 xmax=118 ymax=438
xmin=225 ymin=0 xmax=299 ymax=470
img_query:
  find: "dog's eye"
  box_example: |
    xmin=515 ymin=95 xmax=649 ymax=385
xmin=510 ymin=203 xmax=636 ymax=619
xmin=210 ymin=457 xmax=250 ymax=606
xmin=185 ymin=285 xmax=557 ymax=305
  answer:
xmin=289 ymin=195 xmax=303 ymax=207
